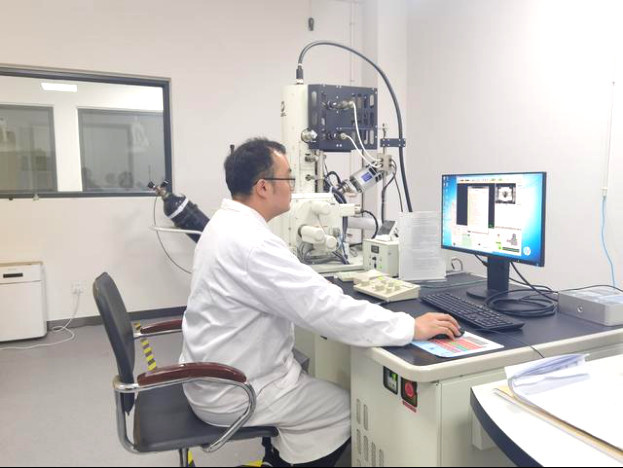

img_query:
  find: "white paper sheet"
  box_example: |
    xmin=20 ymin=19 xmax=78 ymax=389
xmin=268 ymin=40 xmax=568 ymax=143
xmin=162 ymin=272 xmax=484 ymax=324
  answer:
xmin=399 ymin=211 xmax=446 ymax=281
xmin=506 ymin=355 xmax=623 ymax=451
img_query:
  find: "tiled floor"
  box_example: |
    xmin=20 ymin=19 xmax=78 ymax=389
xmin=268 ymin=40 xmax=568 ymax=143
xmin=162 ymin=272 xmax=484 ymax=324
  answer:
xmin=0 ymin=320 xmax=263 ymax=467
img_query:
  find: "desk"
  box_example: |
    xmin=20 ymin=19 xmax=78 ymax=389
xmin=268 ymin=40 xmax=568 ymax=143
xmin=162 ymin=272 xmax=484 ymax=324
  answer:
xmin=470 ymin=354 xmax=623 ymax=467
xmin=340 ymin=273 xmax=623 ymax=467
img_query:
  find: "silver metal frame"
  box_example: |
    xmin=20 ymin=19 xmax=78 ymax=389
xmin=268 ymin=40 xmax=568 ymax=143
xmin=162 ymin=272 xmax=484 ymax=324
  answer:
xmin=132 ymin=329 xmax=180 ymax=339
xmin=114 ymin=326 xmax=258 ymax=458
xmin=113 ymin=375 xmax=257 ymax=455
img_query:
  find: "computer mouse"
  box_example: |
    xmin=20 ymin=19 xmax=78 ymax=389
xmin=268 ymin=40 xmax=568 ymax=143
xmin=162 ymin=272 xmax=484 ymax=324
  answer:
xmin=431 ymin=327 xmax=465 ymax=340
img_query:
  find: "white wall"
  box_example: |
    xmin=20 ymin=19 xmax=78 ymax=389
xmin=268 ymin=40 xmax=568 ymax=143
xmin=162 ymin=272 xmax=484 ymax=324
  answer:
xmin=362 ymin=0 xmax=410 ymax=221
xmin=0 ymin=0 xmax=366 ymax=321
xmin=7 ymin=0 xmax=619 ymax=322
xmin=407 ymin=0 xmax=623 ymax=289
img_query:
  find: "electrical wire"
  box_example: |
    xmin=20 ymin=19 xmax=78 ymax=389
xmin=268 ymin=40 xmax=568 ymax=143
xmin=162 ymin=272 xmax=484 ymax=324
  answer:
xmin=457 ymin=254 xmax=623 ymax=320
xmin=349 ymin=244 xmax=361 ymax=257
xmin=325 ymin=171 xmax=342 ymax=186
xmin=322 ymin=164 xmax=346 ymax=203
xmin=333 ymin=190 xmax=347 ymax=205
xmin=297 ymin=242 xmax=313 ymax=262
xmin=478 ymin=251 xmax=623 ymax=299
xmin=562 ymin=284 xmax=623 ymax=294
xmin=510 ymin=277 xmax=556 ymax=293
xmin=516 ymin=284 xmax=623 ymax=304
xmin=0 ymin=292 xmax=82 ymax=351
xmin=303 ymin=247 xmax=346 ymax=265
xmin=600 ymin=196 xmax=617 ymax=287
xmin=485 ymin=289 xmax=557 ymax=317
xmin=153 ymin=196 xmax=192 ymax=274
xmin=315 ymin=214 xmax=329 ymax=235
xmin=420 ymin=279 xmax=487 ymax=289
xmin=473 ymin=255 xmax=557 ymax=317
xmin=393 ymin=166 xmax=404 ymax=212
xmin=296 ymin=40 xmax=413 ymax=212
xmin=380 ymin=161 xmax=397 ymax=223
xmin=350 ymin=102 xmax=382 ymax=167
xmin=450 ymin=257 xmax=464 ymax=273
xmin=601 ymin=79 xmax=617 ymax=288
xmin=341 ymin=133 xmax=378 ymax=167
xmin=359 ymin=210 xmax=379 ymax=238
xmin=483 ymin=329 xmax=545 ymax=359
xmin=510 ymin=263 xmax=557 ymax=302
xmin=475 ymin=255 xmax=556 ymax=293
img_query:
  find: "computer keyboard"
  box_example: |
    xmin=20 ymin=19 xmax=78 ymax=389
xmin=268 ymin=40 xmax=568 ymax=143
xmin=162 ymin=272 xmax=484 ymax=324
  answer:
xmin=420 ymin=292 xmax=525 ymax=332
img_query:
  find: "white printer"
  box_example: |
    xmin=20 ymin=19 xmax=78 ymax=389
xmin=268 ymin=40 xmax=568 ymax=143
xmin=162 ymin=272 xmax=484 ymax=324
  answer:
xmin=0 ymin=262 xmax=47 ymax=341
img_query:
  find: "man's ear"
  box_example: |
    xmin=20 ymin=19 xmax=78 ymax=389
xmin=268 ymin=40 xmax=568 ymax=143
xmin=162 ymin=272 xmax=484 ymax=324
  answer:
xmin=254 ymin=179 xmax=269 ymax=200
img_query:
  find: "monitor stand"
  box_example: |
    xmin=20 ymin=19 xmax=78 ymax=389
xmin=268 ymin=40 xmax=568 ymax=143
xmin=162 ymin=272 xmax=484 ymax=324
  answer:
xmin=466 ymin=257 xmax=517 ymax=300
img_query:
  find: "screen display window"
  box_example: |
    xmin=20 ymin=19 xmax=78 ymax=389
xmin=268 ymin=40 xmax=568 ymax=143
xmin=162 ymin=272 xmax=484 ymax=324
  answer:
xmin=360 ymin=172 xmax=373 ymax=182
xmin=441 ymin=172 xmax=546 ymax=265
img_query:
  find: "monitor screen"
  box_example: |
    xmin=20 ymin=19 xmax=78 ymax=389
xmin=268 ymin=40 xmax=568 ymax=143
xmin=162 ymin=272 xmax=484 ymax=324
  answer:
xmin=441 ymin=172 xmax=546 ymax=266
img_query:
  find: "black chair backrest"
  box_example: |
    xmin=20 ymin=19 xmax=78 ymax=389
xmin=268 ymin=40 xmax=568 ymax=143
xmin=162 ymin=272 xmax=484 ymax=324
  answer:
xmin=93 ymin=273 xmax=136 ymax=413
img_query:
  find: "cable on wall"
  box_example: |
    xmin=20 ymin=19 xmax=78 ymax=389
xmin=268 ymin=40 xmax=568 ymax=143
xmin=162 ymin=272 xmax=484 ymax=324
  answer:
xmin=601 ymin=79 xmax=617 ymax=287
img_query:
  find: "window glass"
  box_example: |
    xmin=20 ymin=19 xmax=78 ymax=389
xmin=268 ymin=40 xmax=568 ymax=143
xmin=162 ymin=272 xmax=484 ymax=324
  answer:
xmin=0 ymin=70 xmax=170 ymax=198
xmin=0 ymin=105 xmax=56 ymax=194
xmin=79 ymin=110 xmax=165 ymax=192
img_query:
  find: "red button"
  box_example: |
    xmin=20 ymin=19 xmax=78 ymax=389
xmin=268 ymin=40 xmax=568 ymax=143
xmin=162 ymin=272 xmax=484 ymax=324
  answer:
xmin=405 ymin=382 xmax=415 ymax=398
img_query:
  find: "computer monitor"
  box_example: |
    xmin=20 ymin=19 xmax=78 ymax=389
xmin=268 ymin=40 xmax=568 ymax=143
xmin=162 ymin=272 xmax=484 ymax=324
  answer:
xmin=441 ymin=172 xmax=546 ymax=299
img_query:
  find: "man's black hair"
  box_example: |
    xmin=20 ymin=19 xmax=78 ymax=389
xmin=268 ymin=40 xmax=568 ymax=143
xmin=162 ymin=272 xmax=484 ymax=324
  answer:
xmin=224 ymin=138 xmax=286 ymax=197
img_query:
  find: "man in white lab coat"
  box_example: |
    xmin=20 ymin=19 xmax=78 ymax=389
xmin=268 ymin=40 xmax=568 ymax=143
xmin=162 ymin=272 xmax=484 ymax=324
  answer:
xmin=180 ymin=138 xmax=460 ymax=467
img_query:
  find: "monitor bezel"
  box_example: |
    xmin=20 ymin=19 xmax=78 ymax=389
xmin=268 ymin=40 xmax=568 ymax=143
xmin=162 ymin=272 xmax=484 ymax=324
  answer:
xmin=440 ymin=171 xmax=547 ymax=267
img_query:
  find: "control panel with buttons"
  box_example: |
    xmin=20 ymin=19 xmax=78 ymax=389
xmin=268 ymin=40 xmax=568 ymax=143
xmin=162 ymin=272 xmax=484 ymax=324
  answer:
xmin=363 ymin=238 xmax=399 ymax=277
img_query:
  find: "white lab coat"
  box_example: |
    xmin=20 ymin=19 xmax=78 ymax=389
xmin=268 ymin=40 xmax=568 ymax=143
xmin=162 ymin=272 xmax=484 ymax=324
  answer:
xmin=180 ymin=199 xmax=415 ymax=463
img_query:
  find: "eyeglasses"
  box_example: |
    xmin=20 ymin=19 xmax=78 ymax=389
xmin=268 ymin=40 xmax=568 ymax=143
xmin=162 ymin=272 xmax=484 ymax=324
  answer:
xmin=260 ymin=177 xmax=296 ymax=190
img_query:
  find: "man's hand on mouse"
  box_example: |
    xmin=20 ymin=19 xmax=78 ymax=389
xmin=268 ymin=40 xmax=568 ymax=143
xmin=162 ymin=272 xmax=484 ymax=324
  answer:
xmin=413 ymin=312 xmax=461 ymax=341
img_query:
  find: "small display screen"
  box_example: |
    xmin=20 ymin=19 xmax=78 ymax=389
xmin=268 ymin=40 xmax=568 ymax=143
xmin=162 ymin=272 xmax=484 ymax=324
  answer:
xmin=378 ymin=220 xmax=395 ymax=236
xmin=361 ymin=172 xmax=373 ymax=182
xmin=371 ymin=245 xmax=380 ymax=254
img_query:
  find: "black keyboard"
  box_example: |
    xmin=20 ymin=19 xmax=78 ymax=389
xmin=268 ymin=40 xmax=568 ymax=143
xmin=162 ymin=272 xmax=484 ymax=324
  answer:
xmin=421 ymin=292 xmax=524 ymax=332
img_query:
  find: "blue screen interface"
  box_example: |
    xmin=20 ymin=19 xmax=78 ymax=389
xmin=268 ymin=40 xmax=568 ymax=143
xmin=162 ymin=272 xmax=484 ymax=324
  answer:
xmin=442 ymin=172 xmax=546 ymax=265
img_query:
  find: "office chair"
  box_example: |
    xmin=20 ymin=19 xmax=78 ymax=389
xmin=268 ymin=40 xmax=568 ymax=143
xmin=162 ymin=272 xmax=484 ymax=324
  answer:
xmin=93 ymin=273 xmax=278 ymax=467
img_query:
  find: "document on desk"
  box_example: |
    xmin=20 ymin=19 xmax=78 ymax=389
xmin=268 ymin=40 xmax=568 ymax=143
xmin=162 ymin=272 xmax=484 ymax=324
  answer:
xmin=411 ymin=332 xmax=503 ymax=358
xmin=502 ymin=355 xmax=623 ymax=457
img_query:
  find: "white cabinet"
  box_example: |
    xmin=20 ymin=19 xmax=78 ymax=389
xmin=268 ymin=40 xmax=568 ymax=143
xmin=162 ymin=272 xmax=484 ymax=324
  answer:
xmin=0 ymin=262 xmax=46 ymax=342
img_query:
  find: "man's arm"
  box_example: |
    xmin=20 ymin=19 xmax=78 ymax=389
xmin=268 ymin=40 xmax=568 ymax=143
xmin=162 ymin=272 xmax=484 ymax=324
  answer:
xmin=245 ymin=237 xmax=459 ymax=347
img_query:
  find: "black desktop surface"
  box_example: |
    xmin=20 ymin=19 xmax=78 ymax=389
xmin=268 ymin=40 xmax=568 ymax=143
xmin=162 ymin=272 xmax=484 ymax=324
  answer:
xmin=332 ymin=273 xmax=622 ymax=367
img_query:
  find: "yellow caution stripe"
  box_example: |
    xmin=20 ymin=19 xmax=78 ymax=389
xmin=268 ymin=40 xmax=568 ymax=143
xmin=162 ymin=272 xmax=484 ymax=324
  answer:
xmin=243 ymin=461 xmax=263 ymax=467
xmin=134 ymin=322 xmax=197 ymax=467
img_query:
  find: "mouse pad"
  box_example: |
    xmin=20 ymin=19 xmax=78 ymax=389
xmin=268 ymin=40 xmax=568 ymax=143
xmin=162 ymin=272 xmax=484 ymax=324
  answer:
xmin=411 ymin=332 xmax=503 ymax=358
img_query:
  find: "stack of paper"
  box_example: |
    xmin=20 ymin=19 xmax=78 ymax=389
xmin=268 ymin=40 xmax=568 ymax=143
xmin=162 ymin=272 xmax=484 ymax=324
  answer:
xmin=500 ymin=354 xmax=623 ymax=460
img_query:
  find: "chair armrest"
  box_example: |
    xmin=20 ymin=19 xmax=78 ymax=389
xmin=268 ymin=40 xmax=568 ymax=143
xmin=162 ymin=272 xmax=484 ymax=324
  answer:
xmin=114 ymin=362 xmax=255 ymax=454
xmin=133 ymin=319 xmax=183 ymax=339
xmin=136 ymin=362 xmax=246 ymax=387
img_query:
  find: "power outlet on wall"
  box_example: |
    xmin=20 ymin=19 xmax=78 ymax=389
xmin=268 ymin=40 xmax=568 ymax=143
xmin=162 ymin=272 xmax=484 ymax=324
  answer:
xmin=71 ymin=281 xmax=85 ymax=295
